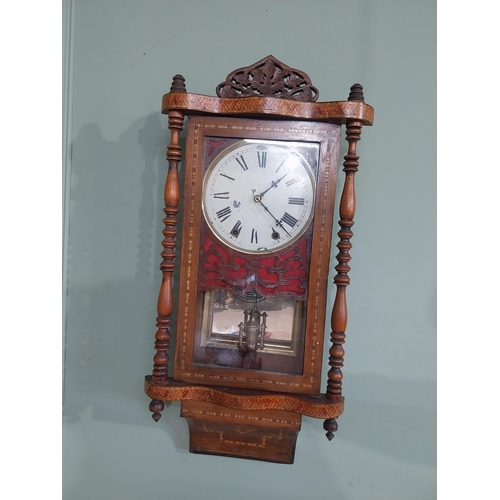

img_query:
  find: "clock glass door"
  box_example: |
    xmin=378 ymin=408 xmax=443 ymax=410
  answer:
xmin=192 ymin=136 xmax=321 ymax=375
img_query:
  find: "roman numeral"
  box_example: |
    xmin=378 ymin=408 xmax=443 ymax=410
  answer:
xmin=286 ymin=178 xmax=299 ymax=187
xmin=257 ymin=151 xmax=267 ymax=168
xmin=288 ymin=197 xmax=305 ymax=205
xmin=251 ymin=228 xmax=258 ymax=244
xmin=214 ymin=192 xmax=230 ymax=199
xmin=216 ymin=206 xmax=231 ymax=222
xmin=220 ymin=172 xmax=235 ymax=181
xmin=281 ymin=212 xmax=298 ymax=227
xmin=235 ymin=155 xmax=248 ymax=171
xmin=230 ymin=220 xmax=242 ymax=237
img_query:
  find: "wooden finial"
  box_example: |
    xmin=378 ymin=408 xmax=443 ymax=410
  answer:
xmin=170 ymin=74 xmax=186 ymax=93
xmin=149 ymin=399 xmax=165 ymax=422
xmin=348 ymin=83 xmax=364 ymax=102
xmin=323 ymin=418 xmax=338 ymax=441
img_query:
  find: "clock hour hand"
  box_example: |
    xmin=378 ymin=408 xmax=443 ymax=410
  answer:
xmin=257 ymin=199 xmax=291 ymax=236
xmin=258 ymin=173 xmax=287 ymax=199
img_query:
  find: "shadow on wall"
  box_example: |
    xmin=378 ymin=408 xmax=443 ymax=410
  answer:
xmin=64 ymin=112 xmax=180 ymax=424
xmin=63 ymin=114 xmax=435 ymax=469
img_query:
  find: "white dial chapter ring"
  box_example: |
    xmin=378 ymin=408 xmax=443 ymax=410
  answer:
xmin=202 ymin=140 xmax=316 ymax=254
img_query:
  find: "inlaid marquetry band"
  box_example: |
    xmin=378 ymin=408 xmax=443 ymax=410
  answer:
xmin=162 ymin=92 xmax=374 ymax=125
xmin=145 ymin=377 xmax=344 ymax=420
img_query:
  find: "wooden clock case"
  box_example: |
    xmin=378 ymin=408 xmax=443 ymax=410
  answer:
xmin=144 ymin=56 xmax=374 ymax=463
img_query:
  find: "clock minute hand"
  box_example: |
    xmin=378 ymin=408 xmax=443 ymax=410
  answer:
xmin=259 ymin=174 xmax=287 ymax=198
xmin=257 ymin=199 xmax=291 ymax=236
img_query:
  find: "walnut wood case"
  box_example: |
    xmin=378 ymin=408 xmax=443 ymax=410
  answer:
xmin=144 ymin=55 xmax=374 ymax=463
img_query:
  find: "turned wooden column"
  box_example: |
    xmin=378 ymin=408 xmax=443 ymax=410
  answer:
xmin=323 ymin=84 xmax=364 ymax=440
xmin=149 ymin=75 xmax=186 ymax=421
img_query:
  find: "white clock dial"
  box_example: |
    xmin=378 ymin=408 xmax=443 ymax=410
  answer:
xmin=202 ymin=140 xmax=316 ymax=253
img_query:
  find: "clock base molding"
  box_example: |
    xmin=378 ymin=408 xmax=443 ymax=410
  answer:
xmin=145 ymin=377 xmax=343 ymax=461
xmin=145 ymin=377 xmax=343 ymax=419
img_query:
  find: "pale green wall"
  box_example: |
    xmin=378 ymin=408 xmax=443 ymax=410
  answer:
xmin=63 ymin=1 xmax=436 ymax=498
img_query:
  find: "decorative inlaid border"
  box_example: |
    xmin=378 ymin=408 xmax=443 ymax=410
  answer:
xmin=175 ymin=118 xmax=340 ymax=392
xmin=162 ymin=92 xmax=374 ymax=125
xmin=180 ymin=407 xmax=300 ymax=427
xmin=145 ymin=377 xmax=344 ymax=419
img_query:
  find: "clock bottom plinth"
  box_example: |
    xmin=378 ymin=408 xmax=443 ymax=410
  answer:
xmin=144 ymin=376 xmax=344 ymax=461
xmin=182 ymin=400 xmax=301 ymax=464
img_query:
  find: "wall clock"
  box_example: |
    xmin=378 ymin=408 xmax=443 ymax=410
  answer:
xmin=144 ymin=56 xmax=374 ymax=463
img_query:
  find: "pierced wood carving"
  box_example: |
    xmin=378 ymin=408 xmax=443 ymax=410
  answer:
xmin=216 ymin=55 xmax=319 ymax=102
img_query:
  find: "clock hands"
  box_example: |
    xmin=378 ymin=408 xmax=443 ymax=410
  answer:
xmin=258 ymin=173 xmax=287 ymax=199
xmin=251 ymin=186 xmax=292 ymax=237
xmin=255 ymin=198 xmax=291 ymax=236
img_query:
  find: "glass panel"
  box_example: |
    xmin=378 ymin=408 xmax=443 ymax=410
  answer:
xmin=193 ymin=289 xmax=306 ymax=374
xmin=191 ymin=135 xmax=320 ymax=376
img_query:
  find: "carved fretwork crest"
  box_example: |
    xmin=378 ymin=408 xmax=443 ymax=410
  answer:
xmin=216 ymin=55 xmax=319 ymax=102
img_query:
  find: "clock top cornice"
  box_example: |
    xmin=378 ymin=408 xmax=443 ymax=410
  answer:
xmin=161 ymin=55 xmax=374 ymax=126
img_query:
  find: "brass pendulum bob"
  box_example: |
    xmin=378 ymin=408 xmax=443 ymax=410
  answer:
xmin=243 ymin=305 xmax=261 ymax=351
xmin=238 ymin=304 xmax=267 ymax=369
